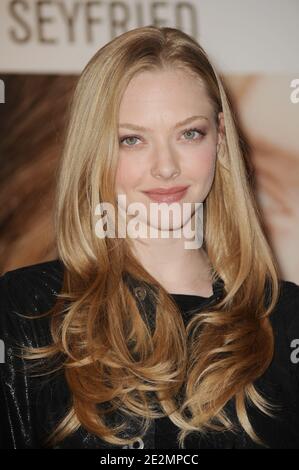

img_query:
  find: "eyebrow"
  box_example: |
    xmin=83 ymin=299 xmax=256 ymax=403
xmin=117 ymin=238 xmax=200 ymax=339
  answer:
xmin=118 ymin=115 xmax=209 ymax=132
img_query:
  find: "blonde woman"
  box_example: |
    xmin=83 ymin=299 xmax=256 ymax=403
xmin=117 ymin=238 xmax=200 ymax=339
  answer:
xmin=1 ymin=26 xmax=299 ymax=449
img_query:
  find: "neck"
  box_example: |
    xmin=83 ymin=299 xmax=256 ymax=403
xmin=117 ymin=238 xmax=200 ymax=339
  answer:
xmin=130 ymin=233 xmax=213 ymax=296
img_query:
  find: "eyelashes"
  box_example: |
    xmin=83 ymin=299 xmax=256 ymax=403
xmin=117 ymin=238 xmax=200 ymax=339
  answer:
xmin=183 ymin=127 xmax=206 ymax=140
xmin=119 ymin=127 xmax=207 ymax=147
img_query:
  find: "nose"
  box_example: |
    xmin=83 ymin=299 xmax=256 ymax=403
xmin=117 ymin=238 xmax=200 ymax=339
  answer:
xmin=150 ymin=143 xmax=181 ymax=180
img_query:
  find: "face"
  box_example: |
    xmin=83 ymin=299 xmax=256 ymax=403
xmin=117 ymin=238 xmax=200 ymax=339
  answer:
xmin=115 ymin=68 xmax=224 ymax=237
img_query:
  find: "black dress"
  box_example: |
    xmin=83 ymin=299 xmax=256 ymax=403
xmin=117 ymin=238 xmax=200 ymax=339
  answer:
xmin=0 ymin=259 xmax=299 ymax=449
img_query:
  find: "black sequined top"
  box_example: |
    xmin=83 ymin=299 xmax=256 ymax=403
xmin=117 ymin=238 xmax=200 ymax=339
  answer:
xmin=1 ymin=259 xmax=299 ymax=449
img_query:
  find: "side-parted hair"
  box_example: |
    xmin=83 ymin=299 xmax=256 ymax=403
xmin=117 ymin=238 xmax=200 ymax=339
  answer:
xmin=23 ymin=25 xmax=281 ymax=448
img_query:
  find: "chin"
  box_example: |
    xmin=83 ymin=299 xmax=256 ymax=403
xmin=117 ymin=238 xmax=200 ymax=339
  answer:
xmin=148 ymin=221 xmax=185 ymax=233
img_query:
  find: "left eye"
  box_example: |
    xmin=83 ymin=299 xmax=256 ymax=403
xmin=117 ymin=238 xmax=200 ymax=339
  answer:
xmin=183 ymin=128 xmax=205 ymax=140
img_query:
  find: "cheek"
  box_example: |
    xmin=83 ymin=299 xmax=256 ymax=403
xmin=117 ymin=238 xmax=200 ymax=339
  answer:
xmin=184 ymin=143 xmax=217 ymax=179
xmin=115 ymin=157 xmax=143 ymax=192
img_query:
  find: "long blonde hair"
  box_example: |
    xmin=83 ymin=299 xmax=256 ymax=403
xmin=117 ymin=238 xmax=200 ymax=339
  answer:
xmin=23 ymin=25 xmax=281 ymax=448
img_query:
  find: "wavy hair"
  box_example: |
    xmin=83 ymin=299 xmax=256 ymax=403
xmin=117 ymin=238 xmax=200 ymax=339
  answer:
xmin=23 ymin=25 xmax=281 ymax=448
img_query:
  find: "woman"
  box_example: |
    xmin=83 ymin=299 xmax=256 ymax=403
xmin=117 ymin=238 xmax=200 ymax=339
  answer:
xmin=1 ymin=25 xmax=299 ymax=449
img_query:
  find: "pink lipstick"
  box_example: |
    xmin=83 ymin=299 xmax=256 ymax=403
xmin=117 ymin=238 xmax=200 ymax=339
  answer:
xmin=142 ymin=186 xmax=189 ymax=203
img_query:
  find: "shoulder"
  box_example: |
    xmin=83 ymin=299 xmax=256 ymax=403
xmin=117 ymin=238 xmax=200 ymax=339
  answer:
xmin=1 ymin=258 xmax=64 ymax=286
xmin=268 ymin=279 xmax=299 ymax=383
xmin=0 ymin=258 xmax=64 ymax=306
xmin=0 ymin=259 xmax=65 ymax=347
xmin=269 ymin=279 xmax=299 ymax=333
xmin=0 ymin=260 xmax=66 ymax=448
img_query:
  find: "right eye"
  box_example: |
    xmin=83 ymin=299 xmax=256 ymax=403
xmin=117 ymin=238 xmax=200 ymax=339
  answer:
xmin=119 ymin=135 xmax=141 ymax=147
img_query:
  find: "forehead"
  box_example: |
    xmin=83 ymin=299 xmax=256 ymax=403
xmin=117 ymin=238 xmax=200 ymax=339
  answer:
xmin=119 ymin=68 xmax=212 ymax=113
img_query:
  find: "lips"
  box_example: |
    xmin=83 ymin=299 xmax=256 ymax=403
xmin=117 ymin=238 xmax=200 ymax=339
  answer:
xmin=142 ymin=186 xmax=189 ymax=203
xmin=143 ymin=186 xmax=189 ymax=195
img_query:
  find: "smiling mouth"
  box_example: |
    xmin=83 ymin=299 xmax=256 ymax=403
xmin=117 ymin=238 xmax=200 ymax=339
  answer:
xmin=142 ymin=186 xmax=189 ymax=203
